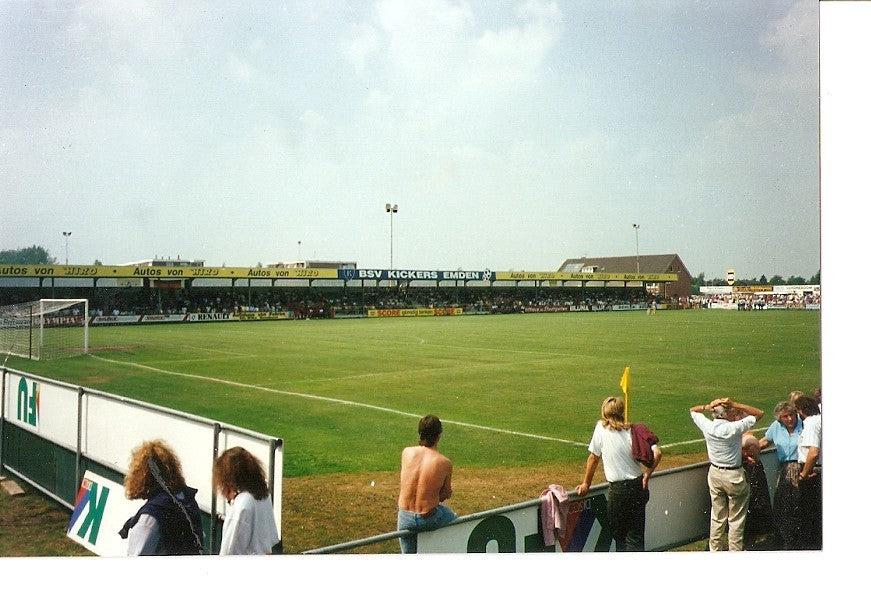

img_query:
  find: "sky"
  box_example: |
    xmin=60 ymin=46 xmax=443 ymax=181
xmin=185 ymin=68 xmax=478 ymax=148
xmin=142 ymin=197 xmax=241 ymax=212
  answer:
xmin=1 ymin=0 xmax=822 ymax=281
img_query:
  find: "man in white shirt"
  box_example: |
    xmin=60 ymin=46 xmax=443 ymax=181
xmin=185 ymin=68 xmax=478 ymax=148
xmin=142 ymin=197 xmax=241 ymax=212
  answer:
xmin=690 ymin=398 xmax=764 ymax=551
xmin=794 ymin=394 xmax=822 ymax=549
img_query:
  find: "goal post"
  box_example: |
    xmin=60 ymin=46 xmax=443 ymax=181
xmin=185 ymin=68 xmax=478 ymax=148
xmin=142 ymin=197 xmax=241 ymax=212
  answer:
xmin=0 ymin=298 xmax=89 ymax=361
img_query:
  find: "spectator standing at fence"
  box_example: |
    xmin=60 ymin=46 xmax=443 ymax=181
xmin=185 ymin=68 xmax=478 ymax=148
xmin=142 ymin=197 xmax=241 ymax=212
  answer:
xmin=213 ymin=446 xmax=281 ymax=555
xmin=119 ymin=439 xmax=204 ymax=555
xmin=575 ymin=396 xmax=662 ymax=551
xmin=397 ymin=414 xmax=457 ymax=553
xmin=795 ymin=394 xmax=822 ymax=549
xmin=759 ymin=400 xmax=803 ymax=549
xmin=741 ymin=432 xmax=776 ymax=549
xmin=690 ymin=398 xmax=764 ymax=551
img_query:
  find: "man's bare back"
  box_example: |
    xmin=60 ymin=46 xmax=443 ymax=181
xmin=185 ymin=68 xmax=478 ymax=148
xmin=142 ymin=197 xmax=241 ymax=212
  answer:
xmin=398 ymin=445 xmax=452 ymax=514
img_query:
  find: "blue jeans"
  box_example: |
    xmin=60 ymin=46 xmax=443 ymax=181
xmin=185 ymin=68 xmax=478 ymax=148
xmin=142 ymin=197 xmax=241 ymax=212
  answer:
xmin=397 ymin=505 xmax=457 ymax=553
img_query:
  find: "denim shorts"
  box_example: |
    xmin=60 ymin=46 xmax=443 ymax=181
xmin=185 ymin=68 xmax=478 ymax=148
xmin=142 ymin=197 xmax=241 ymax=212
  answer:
xmin=397 ymin=505 xmax=457 ymax=553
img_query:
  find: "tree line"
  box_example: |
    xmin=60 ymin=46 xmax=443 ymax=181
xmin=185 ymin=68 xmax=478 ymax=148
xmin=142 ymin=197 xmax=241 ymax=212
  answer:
xmin=691 ymin=271 xmax=821 ymax=288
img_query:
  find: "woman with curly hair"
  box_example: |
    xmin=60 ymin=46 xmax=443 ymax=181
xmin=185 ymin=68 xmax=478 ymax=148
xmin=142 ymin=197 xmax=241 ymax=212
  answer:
xmin=119 ymin=439 xmax=204 ymax=555
xmin=213 ymin=446 xmax=280 ymax=554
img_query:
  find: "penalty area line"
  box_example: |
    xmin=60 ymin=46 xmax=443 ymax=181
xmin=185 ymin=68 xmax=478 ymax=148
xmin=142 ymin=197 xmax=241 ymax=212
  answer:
xmin=89 ymin=355 xmax=588 ymax=447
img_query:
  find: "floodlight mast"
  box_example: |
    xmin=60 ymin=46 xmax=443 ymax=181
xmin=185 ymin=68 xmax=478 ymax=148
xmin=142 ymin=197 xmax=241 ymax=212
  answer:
xmin=63 ymin=231 xmax=72 ymax=265
xmin=632 ymin=224 xmax=640 ymax=273
xmin=385 ymin=204 xmax=398 ymax=270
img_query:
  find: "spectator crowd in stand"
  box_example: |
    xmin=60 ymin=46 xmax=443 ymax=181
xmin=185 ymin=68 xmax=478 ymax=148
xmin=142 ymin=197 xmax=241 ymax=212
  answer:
xmin=1 ymin=283 xmax=820 ymax=321
xmin=3 ymin=285 xmax=664 ymax=319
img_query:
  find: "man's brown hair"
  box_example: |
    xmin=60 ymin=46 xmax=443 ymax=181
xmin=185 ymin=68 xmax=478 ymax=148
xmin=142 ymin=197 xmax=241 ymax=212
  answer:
xmin=418 ymin=414 xmax=443 ymax=447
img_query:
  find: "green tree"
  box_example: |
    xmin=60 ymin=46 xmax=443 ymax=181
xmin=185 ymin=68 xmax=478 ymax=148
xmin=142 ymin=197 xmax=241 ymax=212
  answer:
xmin=0 ymin=245 xmax=56 ymax=264
xmin=810 ymin=270 xmax=820 ymax=285
xmin=786 ymin=275 xmax=807 ymax=285
xmin=769 ymin=275 xmax=785 ymax=285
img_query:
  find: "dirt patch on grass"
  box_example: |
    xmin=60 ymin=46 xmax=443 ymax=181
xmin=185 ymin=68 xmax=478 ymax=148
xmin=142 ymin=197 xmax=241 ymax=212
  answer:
xmin=281 ymin=452 xmax=707 ymax=554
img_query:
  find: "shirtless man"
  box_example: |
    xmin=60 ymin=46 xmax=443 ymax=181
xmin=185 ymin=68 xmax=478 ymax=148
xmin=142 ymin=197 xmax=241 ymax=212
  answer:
xmin=396 ymin=414 xmax=457 ymax=553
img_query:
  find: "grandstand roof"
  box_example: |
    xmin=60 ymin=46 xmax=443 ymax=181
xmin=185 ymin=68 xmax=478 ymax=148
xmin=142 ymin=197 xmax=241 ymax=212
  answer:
xmin=558 ymin=254 xmax=689 ymax=275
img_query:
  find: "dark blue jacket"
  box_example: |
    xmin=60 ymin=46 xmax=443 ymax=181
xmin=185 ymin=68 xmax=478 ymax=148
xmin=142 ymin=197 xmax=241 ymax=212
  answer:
xmin=120 ymin=486 xmax=204 ymax=555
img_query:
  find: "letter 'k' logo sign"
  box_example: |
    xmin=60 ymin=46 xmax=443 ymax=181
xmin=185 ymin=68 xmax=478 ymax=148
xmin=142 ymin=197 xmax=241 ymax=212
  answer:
xmin=69 ymin=479 xmax=110 ymax=545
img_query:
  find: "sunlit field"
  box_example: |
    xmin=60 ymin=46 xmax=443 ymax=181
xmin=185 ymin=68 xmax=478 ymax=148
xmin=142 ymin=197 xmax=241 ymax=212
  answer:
xmin=7 ymin=309 xmax=821 ymax=478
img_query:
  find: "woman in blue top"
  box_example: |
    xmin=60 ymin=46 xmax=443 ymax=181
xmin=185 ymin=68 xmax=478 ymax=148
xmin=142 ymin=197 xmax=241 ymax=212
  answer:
xmin=759 ymin=400 xmax=803 ymax=549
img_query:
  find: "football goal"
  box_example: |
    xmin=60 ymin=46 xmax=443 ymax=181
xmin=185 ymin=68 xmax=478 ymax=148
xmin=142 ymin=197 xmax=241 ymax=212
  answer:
xmin=0 ymin=299 xmax=89 ymax=361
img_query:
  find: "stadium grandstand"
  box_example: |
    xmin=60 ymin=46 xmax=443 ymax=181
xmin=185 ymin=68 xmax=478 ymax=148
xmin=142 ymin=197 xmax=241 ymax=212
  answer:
xmin=558 ymin=254 xmax=691 ymax=299
xmin=0 ymin=252 xmax=821 ymax=325
xmin=0 ymin=253 xmax=687 ymax=321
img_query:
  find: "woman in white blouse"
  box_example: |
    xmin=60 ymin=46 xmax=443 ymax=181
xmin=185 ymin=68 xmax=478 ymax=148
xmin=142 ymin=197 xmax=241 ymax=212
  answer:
xmin=213 ymin=446 xmax=280 ymax=555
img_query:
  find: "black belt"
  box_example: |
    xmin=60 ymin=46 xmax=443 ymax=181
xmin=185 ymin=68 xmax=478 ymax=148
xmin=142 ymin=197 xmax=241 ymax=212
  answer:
xmin=609 ymin=475 xmax=644 ymax=486
xmin=711 ymin=464 xmax=741 ymax=470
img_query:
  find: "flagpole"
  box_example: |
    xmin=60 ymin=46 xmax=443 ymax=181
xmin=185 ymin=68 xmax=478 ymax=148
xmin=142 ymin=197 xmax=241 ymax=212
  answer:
xmin=620 ymin=366 xmax=630 ymax=422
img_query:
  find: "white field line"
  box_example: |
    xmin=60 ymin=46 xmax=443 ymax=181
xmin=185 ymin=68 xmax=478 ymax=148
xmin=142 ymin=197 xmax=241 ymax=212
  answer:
xmin=90 ymin=355 xmax=587 ymax=447
xmin=91 ymin=355 xmax=756 ymax=451
xmin=258 ymin=356 xmax=566 ymax=387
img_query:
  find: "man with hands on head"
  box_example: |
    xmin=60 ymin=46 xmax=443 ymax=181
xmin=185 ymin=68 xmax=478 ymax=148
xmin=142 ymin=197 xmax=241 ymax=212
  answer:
xmin=690 ymin=397 xmax=764 ymax=551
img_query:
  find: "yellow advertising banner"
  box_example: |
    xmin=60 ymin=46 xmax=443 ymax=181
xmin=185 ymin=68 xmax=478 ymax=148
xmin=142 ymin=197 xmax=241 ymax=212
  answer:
xmin=493 ymin=271 xmax=677 ymax=282
xmin=0 ymin=264 xmax=339 ymax=279
xmin=2 ymin=264 xmax=676 ymax=283
xmin=366 ymin=308 xmax=463 ymax=318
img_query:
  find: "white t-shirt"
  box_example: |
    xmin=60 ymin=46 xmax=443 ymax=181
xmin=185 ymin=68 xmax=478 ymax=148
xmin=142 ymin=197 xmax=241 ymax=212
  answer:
xmin=798 ymin=413 xmax=822 ymax=466
xmin=587 ymin=422 xmax=643 ymax=483
xmin=220 ymin=491 xmax=280 ymax=555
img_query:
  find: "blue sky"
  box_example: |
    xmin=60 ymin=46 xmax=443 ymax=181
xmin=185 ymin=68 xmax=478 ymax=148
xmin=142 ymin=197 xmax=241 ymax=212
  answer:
xmin=1 ymin=1 xmax=821 ymax=280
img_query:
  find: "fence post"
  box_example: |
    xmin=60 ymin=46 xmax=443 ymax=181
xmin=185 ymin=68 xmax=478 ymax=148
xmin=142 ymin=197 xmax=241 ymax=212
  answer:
xmin=0 ymin=367 xmax=6 ymax=476
xmin=210 ymin=422 xmax=222 ymax=555
xmin=75 ymin=387 xmax=84 ymax=493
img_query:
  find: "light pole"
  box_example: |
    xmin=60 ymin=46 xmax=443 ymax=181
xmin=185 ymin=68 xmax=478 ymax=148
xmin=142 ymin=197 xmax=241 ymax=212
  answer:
xmin=385 ymin=204 xmax=398 ymax=269
xmin=632 ymin=224 xmax=640 ymax=273
xmin=63 ymin=231 xmax=72 ymax=265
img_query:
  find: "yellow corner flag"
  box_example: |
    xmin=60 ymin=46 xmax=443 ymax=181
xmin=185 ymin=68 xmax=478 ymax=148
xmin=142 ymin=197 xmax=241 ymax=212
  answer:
xmin=620 ymin=366 xmax=630 ymax=421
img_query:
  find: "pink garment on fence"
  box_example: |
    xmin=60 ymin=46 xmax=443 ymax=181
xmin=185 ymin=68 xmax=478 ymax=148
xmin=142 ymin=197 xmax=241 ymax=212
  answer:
xmin=539 ymin=484 xmax=570 ymax=547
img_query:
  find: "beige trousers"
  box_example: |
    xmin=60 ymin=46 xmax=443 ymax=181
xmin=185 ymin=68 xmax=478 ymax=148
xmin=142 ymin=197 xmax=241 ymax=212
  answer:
xmin=707 ymin=465 xmax=750 ymax=551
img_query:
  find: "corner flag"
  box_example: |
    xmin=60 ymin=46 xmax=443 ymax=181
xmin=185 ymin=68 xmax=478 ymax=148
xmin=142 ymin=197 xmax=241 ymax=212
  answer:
xmin=620 ymin=366 xmax=630 ymax=420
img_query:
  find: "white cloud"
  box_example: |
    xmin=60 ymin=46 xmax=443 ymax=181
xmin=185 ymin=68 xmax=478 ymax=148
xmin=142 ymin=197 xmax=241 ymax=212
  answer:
xmin=341 ymin=23 xmax=380 ymax=75
xmin=760 ymin=0 xmax=819 ymax=94
xmin=225 ymin=52 xmax=255 ymax=81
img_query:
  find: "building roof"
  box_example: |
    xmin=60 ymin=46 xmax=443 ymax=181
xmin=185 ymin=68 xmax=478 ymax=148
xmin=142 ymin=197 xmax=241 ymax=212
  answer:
xmin=558 ymin=254 xmax=688 ymax=275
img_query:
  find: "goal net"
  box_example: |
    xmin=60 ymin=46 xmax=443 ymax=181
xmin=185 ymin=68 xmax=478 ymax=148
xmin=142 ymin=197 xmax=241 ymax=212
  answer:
xmin=0 ymin=299 xmax=89 ymax=361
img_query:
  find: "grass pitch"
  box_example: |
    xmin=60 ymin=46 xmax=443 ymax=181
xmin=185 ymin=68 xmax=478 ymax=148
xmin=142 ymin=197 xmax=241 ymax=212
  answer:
xmin=7 ymin=310 xmax=821 ymax=478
